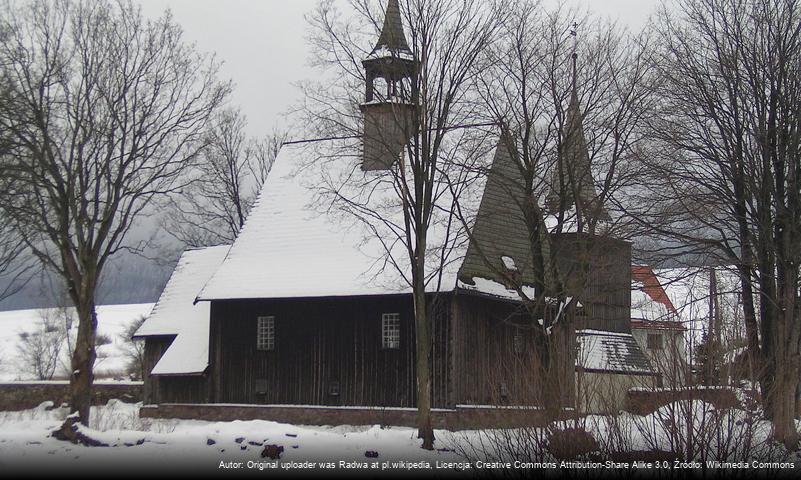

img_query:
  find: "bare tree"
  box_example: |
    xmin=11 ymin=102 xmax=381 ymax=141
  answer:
xmin=300 ymin=0 xmax=507 ymax=448
xmin=0 ymin=76 xmax=35 ymax=301
xmin=162 ymin=108 xmax=287 ymax=247
xmin=474 ymin=0 xmax=653 ymax=236
xmin=0 ymin=222 xmax=35 ymax=302
xmin=16 ymin=312 xmax=65 ymax=381
xmin=636 ymin=0 xmax=801 ymax=447
xmin=0 ymin=0 xmax=229 ymax=440
xmin=120 ymin=315 xmax=147 ymax=380
xmin=440 ymin=0 xmax=654 ymax=415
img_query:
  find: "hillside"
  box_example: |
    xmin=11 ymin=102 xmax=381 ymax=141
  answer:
xmin=0 ymin=304 xmax=154 ymax=381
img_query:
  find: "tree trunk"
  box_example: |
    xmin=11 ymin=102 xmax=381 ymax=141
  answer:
xmin=414 ymin=289 xmax=434 ymax=449
xmin=70 ymin=300 xmax=98 ymax=425
xmin=413 ymin=233 xmax=434 ymax=449
xmin=772 ymin=366 xmax=800 ymax=450
xmin=542 ymin=333 xmax=562 ymax=421
xmin=770 ymin=261 xmax=801 ymax=448
xmin=54 ymin=296 xmax=98 ymax=443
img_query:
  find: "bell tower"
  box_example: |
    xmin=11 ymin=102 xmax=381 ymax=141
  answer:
xmin=360 ymin=0 xmax=418 ymax=171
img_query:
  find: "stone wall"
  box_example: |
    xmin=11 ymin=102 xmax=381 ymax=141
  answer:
xmin=625 ymin=387 xmax=740 ymax=415
xmin=0 ymin=381 xmax=143 ymax=411
xmin=140 ymin=403 xmax=553 ymax=430
xmin=577 ymin=371 xmax=659 ymax=414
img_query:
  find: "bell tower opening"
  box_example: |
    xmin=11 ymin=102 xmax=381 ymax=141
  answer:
xmin=360 ymin=0 xmax=418 ymax=171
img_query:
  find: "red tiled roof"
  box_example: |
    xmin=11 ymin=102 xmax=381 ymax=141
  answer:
xmin=632 ymin=265 xmax=678 ymax=315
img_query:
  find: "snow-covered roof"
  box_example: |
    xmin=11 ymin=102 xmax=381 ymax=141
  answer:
xmin=456 ymin=277 xmax=537 ymax=302
xmin=197 ymin=138 xmax=487 ymax=301
xmin=577 ymin=329 xmax=656 ymax=375
xmin=135 ymin=245 xmax=229 ymax=375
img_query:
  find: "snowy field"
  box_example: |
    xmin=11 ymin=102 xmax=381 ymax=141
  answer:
xmin=0 ymin=400 xmax=468 ymax=475
xmin=0 ymin=398 xmax=799 ymax=475
xmin=0 ymin=303 xmax=154 ymax=381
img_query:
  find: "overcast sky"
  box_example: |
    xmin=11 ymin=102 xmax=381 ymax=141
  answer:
xmin=137 ymin=0 xmax=663 ymax=139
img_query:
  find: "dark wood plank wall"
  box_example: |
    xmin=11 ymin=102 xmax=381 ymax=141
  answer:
xmin=209 ymin=294 xmax=452 ymax=408
xmin=549 ymin=233 xmax=632 ymax=333
xmin=143 ymin=337 xmax=170 ymax=404
xmin=143 ymin=336 xmax=209 ymax=404
xmin=452 ymin=293 xmax=575 ymax=406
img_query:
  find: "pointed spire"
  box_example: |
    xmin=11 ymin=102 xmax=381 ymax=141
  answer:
xmin=546 ymin=22 xmax=608 ymax=224
xmin=570 ymin=21 xmax=578 ymax=96
xmin=371 ymin=0 xmax=412 ymax=56
xmin=564 ymin=21 xmax=583 ymax=152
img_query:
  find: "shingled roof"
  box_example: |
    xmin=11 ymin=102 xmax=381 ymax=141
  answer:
xmin=370 ymin=0 xmax=412 ymax=56
xmin=577 ymin=329 xmax=656 ymax=375
xmin=545 ymin=51 xmax=608 ymax=224
xmin=457 ymin=134 xmax=542 ymax=291
xmin=547 ymin=90 xmax=605 ymax=216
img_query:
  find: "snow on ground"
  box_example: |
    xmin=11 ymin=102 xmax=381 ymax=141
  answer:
xmin=0 ymin=303 xmax=154 ymax=381
xmin=0 ymin=400 xmax=469 ymax=474
xmin=1 ymin=398 xmax=799 ymax=474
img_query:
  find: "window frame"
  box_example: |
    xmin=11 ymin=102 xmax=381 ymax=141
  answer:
xmin=512 ymin=330 xmax=524 ymax=355
xmin=381 ymin=313 xmax=401 ymax=350
xmin=256 ymin=315 xmax=275 ymax=351
xmin=647 ymin=333 xmax=663 ymax=350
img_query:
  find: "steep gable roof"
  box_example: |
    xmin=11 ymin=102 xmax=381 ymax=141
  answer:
xmin=457 ymin=135 xmax=540 ymax=291
xmin=197 ymin=138 xmax=482 ymax=301
xmin=546 ymin=80 xmax=608 ymax=223
xmin=196 ymin=130 xmax=628 ymax=306
xmin=134 ymin=245 xmax=229 ymax=375
xmin=632 ymin=266 xmax=677 ymax=314
xmin=631 ymin=265 xmax=680 ymax=324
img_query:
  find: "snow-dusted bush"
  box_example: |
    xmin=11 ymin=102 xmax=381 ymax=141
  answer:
xmin=452 ymin=399 xmax=793 ymax=473
xmin=0 ymin=401 xmax=69 ymax=424
xmin=16 ymin=313 xmax=65 ymax=380
xmin=119 ymin=315 xmax=147 ymax=380
xmin=587 ymin=398 xmax=791 ymax=465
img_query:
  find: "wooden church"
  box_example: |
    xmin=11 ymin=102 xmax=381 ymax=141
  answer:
xmin=135 ymin=0 xmax=652 ymax=421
